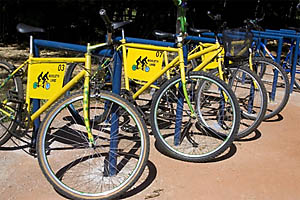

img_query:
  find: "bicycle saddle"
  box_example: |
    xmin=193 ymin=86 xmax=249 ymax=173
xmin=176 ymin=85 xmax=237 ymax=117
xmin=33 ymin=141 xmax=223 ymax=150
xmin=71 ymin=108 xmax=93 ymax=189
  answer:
xmin=16 ymin=23 xmax=45 ymax=34
xmin=287 ymin=27 xmax=300 ymax=32
xmin=189 ymin=27 xmax=211 ymax=34
xmin=153 ymin=30 xmax=176 ymax=39
xmin=112 ymin=20 xmax=132 ymax=30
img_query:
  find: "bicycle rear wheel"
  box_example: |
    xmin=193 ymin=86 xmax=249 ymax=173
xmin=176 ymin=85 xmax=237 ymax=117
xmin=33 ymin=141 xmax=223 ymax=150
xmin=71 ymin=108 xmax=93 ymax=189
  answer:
xmin=37 ymin=91 xmax=149 ymax=200
xmin=150 ymin=71 xmax=240 ymax=162
xmin=249 ymin=57 xmax=290 ymax=119
xmin=0 ymin=61 xmax=23 ymax=146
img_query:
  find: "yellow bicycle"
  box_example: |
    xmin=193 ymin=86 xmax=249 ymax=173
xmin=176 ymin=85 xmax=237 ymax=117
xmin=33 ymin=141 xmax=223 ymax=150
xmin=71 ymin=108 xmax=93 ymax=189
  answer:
xmin=101 ymin=6 xmax=241 ymax=162
xmin=0 ymin=23 xmax=149 ymax=200
xmin=65 ymin=5 xmax=241 ymax=163
xmin=152 ymin=27 xmax=268 ymax=139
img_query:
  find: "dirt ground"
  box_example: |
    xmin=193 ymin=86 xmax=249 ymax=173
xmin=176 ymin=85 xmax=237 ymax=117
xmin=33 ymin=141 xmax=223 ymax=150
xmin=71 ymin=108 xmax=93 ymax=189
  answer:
xmin=0 ymin=90 xmax=299 ymax=200
xmin=1 ymin=45 xmax=300 ymax=200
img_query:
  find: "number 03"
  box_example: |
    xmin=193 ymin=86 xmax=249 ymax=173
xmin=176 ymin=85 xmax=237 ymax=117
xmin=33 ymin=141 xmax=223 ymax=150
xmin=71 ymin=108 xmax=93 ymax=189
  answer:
xmin=58 ymin=64 xmax=65 ymax=71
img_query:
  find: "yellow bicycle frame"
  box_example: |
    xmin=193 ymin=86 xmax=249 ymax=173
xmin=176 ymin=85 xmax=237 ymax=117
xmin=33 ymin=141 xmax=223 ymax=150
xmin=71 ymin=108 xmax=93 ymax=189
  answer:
xmin=119 ymin=38 xmax=196 ymax=116
xmin=0 ymin=42 xmax=107 ymax=144
xmin=184 ymin=41 xmax=258 ymax=89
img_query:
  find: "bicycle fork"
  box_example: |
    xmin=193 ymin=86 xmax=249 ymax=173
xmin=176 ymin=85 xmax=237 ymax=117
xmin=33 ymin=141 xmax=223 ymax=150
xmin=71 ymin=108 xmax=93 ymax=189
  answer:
xmin=178 ymin=47 xmax=196 ymax=118
xmin=174 ymin=46 xmax=196 ymax=146
xmin=83 ymin=51 xmax=95 ymax=146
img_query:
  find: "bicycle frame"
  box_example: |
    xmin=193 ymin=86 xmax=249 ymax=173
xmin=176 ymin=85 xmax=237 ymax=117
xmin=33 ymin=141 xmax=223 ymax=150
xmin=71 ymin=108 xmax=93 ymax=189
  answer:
xmin=188 ymin=42 xmax=223 ymax=72
xmin=117 ymin=34 xmax=258 ymax=104
xmin=119 ymin=38 xmax=196 ymax=116
xmin=0 ymin=39 xmax=108 ymax=144
xmin=174 ymin=37 xmax=260 ymax=110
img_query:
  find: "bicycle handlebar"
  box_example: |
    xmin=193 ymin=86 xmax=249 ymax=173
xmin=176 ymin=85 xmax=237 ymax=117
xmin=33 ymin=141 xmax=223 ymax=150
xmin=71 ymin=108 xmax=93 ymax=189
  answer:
xmin=99 ymin=9 xmax=112 ymax=33
xmin=206 ymin=11 xmax=227 ymax=35
xmin=99 ymin=9 xmax=113 ymax=44
xmin=244 ymin=14 xmax=265 ymax=31
xmin=207 ymin=11 xmax=221 ymax=21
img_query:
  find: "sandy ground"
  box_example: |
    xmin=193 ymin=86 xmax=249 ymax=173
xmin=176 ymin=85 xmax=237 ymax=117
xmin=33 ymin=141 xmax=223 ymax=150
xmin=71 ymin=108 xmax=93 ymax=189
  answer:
xmin=0 ymin=90 xmax=300 ymax=200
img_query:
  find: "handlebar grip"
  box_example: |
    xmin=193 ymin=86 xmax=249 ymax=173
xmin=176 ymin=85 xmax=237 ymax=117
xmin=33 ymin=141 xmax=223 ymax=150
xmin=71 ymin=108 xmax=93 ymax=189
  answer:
xmin=207 ymin=11 xmax=221 ymax=21
xmin=99 ymin=9 xmax=112 ymax=33
xmin=207 ymin=11 xmax=214 ymax=20
xmin=256 ymin=17 xmax=264 ymax=23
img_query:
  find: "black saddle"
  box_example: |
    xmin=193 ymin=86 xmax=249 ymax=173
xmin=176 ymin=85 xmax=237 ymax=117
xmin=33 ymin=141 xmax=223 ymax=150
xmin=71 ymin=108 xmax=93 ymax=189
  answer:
xmin=153 ymin=30 xmax=176 ymax=39
xmin=189 ymin=27 xmax=211 ymax=34
xmin=16 ymin=23 xmax=45 ymax=34
xmin=287 ymin=27 xmax=300 ymax=33
xmin=112 ymin=20 xmax=132 ymax=30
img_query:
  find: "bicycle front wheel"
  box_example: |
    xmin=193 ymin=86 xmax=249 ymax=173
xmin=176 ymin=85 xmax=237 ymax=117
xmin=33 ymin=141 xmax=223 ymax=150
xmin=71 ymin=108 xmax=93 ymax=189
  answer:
xmin=150 ymin=71 xmax=240 ymax=162
xmin=249 ymin=57 xmax=290 ymax=119
xmin=37 ymin=91 xmax=149 ymax=200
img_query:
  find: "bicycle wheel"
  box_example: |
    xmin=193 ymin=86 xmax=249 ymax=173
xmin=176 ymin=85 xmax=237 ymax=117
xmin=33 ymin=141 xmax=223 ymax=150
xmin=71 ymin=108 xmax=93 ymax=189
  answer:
xmin=0 ymin=61 xmax=24 ymax=146
xmin=36 ymin=91 xmax=149 ymax=200
xmin=212 ymin=65 xmax=267 ymax=138
xmin=248 ymin=57 xmax=290 ymax=119
xmin=150 ymin=71 xmax=240 ymax=162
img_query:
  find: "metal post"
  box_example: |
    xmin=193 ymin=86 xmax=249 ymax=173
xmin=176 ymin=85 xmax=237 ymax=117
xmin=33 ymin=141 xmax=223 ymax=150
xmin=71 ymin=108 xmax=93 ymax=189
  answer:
xmin=32 ymin=41 xmax=41 ymax=146
xmin=108 ymin=50 xmax=122 ymax=176
xmin=290 ymin=37 xmax=299 ymax=92
xmin=174 ymin=45 xmax=188 ymax=145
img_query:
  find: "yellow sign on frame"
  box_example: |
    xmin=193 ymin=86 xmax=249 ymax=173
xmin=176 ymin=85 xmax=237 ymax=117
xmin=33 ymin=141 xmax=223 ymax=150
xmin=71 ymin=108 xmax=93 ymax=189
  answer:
xmin=27 ymin=62 xmax=66 ymax=100
xmin=126 ymin=48 xmax=164 ymax=82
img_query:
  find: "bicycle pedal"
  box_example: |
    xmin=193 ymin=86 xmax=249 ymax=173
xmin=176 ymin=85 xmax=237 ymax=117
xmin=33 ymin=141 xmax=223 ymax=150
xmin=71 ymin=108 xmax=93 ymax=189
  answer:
xmin=7 ymin=90 xmax=24 ymax=104
xmin=28 ymin=140 xmax=37 ymax=157
xmin=11 ymin=129 xmax=26 ymax=138
xmin=29 ymin=147 xmax=37 ymax=157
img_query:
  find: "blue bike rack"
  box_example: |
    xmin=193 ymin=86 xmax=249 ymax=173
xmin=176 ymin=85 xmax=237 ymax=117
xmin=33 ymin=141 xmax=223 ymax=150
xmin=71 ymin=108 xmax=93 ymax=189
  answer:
xmin=34 ymin=39 xmax=113 ymax=56
xmin=254 ymin=29 xmax=300 ymax=93
xmin=185 ymin=35 xmax=216 ymax=43
xmin=251 ymin=32 xmax=283 ymax=63
xmin=249 ymin=32 xmax=285 ymax=98
xmin=186 ymin=32 xmax=286 ymax=103
xmin=114 ymin=36 xmax=177 ymax=47
xmin=189 ymin=31 xmax=284 ymax=63
xmin=193 ymin=30 xmax=296 ymax=93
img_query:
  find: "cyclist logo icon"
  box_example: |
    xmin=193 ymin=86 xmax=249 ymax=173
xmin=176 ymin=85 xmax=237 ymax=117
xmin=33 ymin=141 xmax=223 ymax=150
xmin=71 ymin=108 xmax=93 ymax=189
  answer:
xmin=33 ymin=71 xmax=50 ymax=90
xmin=132 ymin=56 xmax=150 ymax=72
